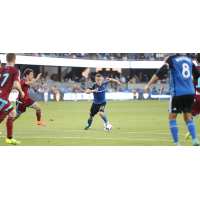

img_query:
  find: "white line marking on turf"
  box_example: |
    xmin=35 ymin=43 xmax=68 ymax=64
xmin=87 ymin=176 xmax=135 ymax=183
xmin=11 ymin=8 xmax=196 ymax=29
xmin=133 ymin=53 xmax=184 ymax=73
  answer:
xmin=0 ymin=135 xmax=191 ymax=142
xmin=0 ymin=129 xmax=161 ymax=133
xmin=0 ymin=129 xmax=194 ymax=136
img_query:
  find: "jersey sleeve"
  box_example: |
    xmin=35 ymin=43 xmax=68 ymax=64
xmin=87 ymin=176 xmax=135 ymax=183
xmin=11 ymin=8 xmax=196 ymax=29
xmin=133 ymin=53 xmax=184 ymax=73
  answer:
xmin=155 ymin=65 xmax=168 ymax=79
xmin=88 ymin=83 xmax=95 ymax=90
xmin=164 ymin=56 xmax=173 ymax=68
xmin=13 ymin=68 xmax=19 ymax=82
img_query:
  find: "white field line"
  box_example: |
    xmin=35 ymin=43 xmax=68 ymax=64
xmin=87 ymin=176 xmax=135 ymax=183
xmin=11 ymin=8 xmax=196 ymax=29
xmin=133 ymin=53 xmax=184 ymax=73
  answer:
xmin=0 ymin=129 xmax=195 ymax=136
xmin=0 ymin=135 xmax=191 ymax=142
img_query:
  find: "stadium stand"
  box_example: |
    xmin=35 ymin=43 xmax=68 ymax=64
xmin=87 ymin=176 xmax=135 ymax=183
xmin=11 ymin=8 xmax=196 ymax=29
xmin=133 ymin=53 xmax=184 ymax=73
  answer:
xmin=1 ymin=53 xmax=195 ymax=61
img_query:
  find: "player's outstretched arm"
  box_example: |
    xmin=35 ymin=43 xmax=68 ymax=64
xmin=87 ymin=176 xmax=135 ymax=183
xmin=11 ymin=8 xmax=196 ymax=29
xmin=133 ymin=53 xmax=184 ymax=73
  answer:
xmin=144 ymin=64 xmax=168 ymax=93
xmin=86 ymin=88 xmax=98 ymax=94
xmin=144 ymin=74 xmax=159 ymax=93
xmin=25 ymin=73 xmax=42 ymax=85
xmin=108 ymin=78 xmax=121 ymax=86
xmin=14 ymin=81 xmax=25 ymax=98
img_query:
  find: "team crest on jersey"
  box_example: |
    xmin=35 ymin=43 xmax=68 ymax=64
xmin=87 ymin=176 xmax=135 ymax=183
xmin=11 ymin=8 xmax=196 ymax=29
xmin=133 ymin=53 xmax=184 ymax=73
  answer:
xmin=103 ymin=85 xmax=105 ymax=88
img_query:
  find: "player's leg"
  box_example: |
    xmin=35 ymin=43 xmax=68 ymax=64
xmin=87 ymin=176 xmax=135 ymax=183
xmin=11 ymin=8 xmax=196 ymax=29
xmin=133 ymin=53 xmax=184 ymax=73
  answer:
xmin=99 ymin=112 xmax=108 ymax=123
xmin=0 ymin=100 xmax=9 ymax=135
xmin=169 ymin=113 xmax=179 ymax=146
xmin=185 ymin=100 xmax=200 ymax=140
xmin=183 ymin=95 xmax=199 ymax=146
xmin=85 ymin=116 xmax=94 ymax=130
xmin=84 ymin=103 xmax=98 ymax=130
xmin=5 ymin=108 xmax=21 ymax=145
xmin=31 ymin=102 xmax=46 ymax=126
xmin=98 ymin=102 xmax=108 ymax=123
xmin=184 ymin=113 xmax=199 ymax=146
xmin=14 ymin=100 xmax=24 ymax=121
xmin=168 ymin=96 xmax=180 ymax=146
xmin=84 ymin=115 xmax=94 ymax=130
xmin=27 ymin=98 xmax=46 ymax=126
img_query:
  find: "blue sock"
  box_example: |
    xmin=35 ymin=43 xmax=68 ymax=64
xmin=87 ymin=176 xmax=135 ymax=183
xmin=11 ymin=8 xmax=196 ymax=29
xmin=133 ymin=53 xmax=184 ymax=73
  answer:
xmin=186 ymin=120 xmax=197 ymax=140
xmin=169 ymin=120 xmax=179 ymax=143
xmin=101 ymin=114 xmax=108 ymax=123
xmin=88 ymin=118 xmax=93 ymax=127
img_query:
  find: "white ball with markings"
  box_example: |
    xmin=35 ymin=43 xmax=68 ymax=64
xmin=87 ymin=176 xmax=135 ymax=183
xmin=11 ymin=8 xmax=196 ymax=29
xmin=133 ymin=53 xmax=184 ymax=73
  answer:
xmin=104 ymin=122 xmax=113 ymax=132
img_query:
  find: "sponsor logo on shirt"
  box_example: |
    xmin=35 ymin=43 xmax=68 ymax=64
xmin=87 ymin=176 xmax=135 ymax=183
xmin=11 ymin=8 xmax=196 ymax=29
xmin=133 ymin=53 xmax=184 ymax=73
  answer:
xmin=196 ymin=91 xmax=200 ymax=95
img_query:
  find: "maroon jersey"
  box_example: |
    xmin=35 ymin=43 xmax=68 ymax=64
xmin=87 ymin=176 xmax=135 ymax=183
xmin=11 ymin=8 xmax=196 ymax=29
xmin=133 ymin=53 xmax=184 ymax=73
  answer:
xmin=0 ymin=65 xmax=19 ymax=101
xmin=193 ymin=66 xmax=200 ymax=101
xmin=17 ymin=78 xmax=30 ymax=102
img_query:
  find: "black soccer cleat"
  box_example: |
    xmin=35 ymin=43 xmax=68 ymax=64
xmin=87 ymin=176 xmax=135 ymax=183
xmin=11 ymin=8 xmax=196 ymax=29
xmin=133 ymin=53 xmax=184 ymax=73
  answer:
xmin=84 ymin=126 xmax=91 ymax=130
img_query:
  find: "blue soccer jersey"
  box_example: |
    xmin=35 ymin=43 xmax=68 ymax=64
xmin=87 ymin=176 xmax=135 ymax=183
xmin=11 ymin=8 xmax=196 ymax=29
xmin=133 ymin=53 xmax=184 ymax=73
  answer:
xmin=89 ymin=79 xmax=110 ymax=104
xmin=165 ymin=55 xmax=196 ymax=97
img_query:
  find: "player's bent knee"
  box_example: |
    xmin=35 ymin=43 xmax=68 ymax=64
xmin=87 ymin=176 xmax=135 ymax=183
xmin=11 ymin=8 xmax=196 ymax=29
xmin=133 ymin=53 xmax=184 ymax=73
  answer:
xmin=33 ymin=103 xmax=41 ymax=111
xmin=37 ymin=106 xmax=41 ymax=111
xmin=9 ymin=109 xmax=16 ymax=118
xmin=99 ymin=112 xmax=104 ymax=117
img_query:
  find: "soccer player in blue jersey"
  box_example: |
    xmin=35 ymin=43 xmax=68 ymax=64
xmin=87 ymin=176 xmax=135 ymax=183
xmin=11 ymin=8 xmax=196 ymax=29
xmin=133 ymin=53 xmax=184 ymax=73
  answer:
xmin=144 ymin=53 xmax=200 ymax=146
xmin=84 ymin=73 xmax=121 ymax=130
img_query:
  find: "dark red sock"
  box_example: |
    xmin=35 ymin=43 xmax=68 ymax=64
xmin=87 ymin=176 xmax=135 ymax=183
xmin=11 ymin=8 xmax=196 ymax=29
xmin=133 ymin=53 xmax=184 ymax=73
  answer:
xmin=6 ymin=117 xmax=15 ymax=138
xmin=36 ymin=110 xmax=41 ymax=121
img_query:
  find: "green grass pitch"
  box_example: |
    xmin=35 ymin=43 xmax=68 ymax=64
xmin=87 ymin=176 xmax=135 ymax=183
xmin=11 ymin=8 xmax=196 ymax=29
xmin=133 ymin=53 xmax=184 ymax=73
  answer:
xmin=0 ymin=100 xmax=198 ymax=146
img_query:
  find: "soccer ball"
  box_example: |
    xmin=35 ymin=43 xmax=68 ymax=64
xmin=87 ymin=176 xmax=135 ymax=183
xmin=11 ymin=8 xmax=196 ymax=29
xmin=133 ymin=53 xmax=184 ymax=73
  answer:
xmin=104 ymin=122 xmax=113 ymax=132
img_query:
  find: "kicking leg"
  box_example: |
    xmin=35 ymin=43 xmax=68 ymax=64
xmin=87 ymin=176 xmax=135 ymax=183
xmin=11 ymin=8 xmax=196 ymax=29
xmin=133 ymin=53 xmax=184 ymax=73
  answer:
xmin=99 ymin=112 xmax=108 ymax=123
xmin=32 ymin=103 xmax=46 ymax=126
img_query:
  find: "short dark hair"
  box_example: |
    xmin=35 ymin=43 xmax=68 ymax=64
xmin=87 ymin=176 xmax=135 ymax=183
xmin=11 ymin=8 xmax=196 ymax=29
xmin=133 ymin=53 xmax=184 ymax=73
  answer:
xmin=23 ymin=68 xmax=33 ymax=77
xmin=6 ymin=53 xmax=16 ymax=63
xmin=95 ymin=74 xmax=102 ymax=78
xmin=195 ymin=53 xmax=200 ymax=63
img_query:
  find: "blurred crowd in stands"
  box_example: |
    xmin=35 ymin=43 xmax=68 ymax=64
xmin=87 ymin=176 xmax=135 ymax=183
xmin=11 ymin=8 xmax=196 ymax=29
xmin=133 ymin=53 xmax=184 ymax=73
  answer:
xmin=30 ymin=84 xmax=144 ymax=94
xmin=29 ymin=84 xmax=169 ymax=94
xmin=38 ymin=73 xmax=140 ymax=84
xmin=1 ymin=53 xmax=196 ymax=61
xmin=31 ymin=85 xmax=85 ymax=94
xmin=13 ymin=53 xmax=99 ymax=60
xmin=28 ymin=73 xmax=171 ymax=94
